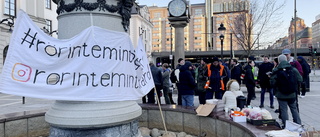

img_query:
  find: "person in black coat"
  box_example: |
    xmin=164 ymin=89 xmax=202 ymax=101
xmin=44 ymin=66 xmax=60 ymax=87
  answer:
xmin=297 ymin=56 xmax=311 ymax=97
xmin=244 ymin=60 xmax=255 ymax=106
xmin=147 ymin=62 xmax=163 ymax=104
xmin=230 ymin=59 xmax=242 ymax=85
xmin=178 ymin=61 xmax=196 ymax=106
xmin=258 ymin=56 xmax=274 ymax=108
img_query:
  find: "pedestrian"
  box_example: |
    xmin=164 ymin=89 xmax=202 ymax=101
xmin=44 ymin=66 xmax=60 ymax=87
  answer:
xmin=175 ymin=58 xmax=185 ymax=105
xmin=195 ymin=58 xmax=209 ymax=104
xmin=162 ymin=63 xmax=172 ymax=104
xmin=248 ymin=56 xmax=258 ymax=99
xmin=148 ymin=62 xmax=163 ymax=104
xmin=270 ymin=54 xmax=302 ymax=128
xmin=205 ymin=57 xmax=228 ymax=99
xmin=297 ymin=56 xmax=311 ymax=97
xmin=258 ymin=56 xmax=275 ymax=108
xmin=244 ymin=60 xmax=255 ymax=106
xmin=176 ymin=58 xmax=185 ymax=69
xmin=219 ymin=59 xmax=231 ymax=96
xmin=282 ymin=49 xmax=303 ymax=111
xmin=230 ymin=59 xmax=242 ymax=85
xmin=178 ymin=61 xmax=196 ymax=107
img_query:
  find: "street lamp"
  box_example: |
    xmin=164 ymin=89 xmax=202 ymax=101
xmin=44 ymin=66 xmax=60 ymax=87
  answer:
xmin=170 ymin=24 xmax=173 ymax=67
xmin=218 ymin=23 xmax=226 ymax=59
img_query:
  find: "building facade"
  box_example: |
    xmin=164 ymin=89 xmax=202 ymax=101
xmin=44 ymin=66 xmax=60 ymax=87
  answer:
xmin=148 ymin=3 xmax=207 ymax=54
xmin=312 ymin=14 xmax=320 ymax=48
xmin=130 ymin=3 xmax=153 ymax=60
xmin=206 ymin=0 xmax=249 ymax=51
xmin=0 ymin=0 xmax=58 ymax=72
xmin=286 ymin=17 xmax=312 ymax=49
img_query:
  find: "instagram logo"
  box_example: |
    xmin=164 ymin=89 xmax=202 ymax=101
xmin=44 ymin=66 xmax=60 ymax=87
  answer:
xmin=11 ymin=63 xmax=32 ymax=82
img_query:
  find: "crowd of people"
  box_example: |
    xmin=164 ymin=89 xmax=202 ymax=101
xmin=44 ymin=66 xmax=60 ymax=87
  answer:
xmin=143 ymin=48 xmax=311 ymax=129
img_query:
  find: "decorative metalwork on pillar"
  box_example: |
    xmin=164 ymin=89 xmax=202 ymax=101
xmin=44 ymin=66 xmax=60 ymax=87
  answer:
xmin=55 ymin=0 xmax=134 ymax=32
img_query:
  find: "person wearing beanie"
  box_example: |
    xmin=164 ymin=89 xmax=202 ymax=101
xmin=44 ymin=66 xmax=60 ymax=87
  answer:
xmin=178 ymin=61 xmax=196 ymax=107
xmin=222 ymin=80 xmax=244 ymax=111
xmin=270 ymin=54 xmax=302 ymax=128
xmin=205 ymin=57 xmax=228 ymax=99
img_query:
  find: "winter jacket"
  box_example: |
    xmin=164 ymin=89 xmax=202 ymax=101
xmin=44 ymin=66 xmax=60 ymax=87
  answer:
xmin=244 ymin=65 xmax=255 ymax=87
xmin=178 ymin=61 xmax=196 ymax=95
xmin=162 ymin=69 xmax=170 ymax=87
xmin=196 ymin=64 xmax=208 ymax=92
xmin=231 ymin=63 xmax=242 ymax=84
xmin=150 ymin=65 xmax=163 ymax=87
xmin=258 ymin=62 xmax=274 ymax=88
xmin=222 ymin=80 xmax=244 ymax=111
xmin=270 ymin=61 xmax=302 ymax=99
xmin=297 ymin=56 xmax=311 ymax=78
xmin=289 ymin=57 xmax=303 ymax=76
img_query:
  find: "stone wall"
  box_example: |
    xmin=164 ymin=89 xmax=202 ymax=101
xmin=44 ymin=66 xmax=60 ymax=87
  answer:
xmin=0 ymin=103 xmax=271 ymax=137
xmin=0 ymin=110 xmax=49 ymax=137
xmin=138 ymin=104 xmax=256 ymax=137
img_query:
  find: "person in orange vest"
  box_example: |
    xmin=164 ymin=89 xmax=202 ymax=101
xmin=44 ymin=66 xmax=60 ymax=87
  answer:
xmin=205 ymin=57 xmax=228 ymax=99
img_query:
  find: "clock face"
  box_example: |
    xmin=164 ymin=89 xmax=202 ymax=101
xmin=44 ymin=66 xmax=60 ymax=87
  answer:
xmin=168 ymin=0 xmax=186 ymax=17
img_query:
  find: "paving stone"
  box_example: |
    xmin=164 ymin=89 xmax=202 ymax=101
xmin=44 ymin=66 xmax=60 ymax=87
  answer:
xmin=230 ymin=125 xmax=245 ymax=137
xmin=216 ymin=119 xmax=230 ymax=137
xmin=5 ymin=119 xmax=27 ymax=137
xmin=139 ymin=109 xmax=149 ymax=127
xmin=183 ymin=113 xmax=200 ymax=136
xmin=0 ymin=123 xmax=4 ymax=137
xmin=200 ymin=117 xmax=216 ymax=137
xmin=149 ymin=110 xmax=165 ymax=129
xmin=165 ymin=111 xmax=183 ymax=132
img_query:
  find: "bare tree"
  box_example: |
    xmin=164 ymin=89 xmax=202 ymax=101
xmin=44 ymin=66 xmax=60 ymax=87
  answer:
xmin=227 ymin=0 xmax=285 ymax=58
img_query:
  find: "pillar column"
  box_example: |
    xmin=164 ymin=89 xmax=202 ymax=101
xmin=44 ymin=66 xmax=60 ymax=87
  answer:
xmin=46 ymin=0 xmax=141 ymax=136
xmin=170 ymin=20 xmax=188 ymax=67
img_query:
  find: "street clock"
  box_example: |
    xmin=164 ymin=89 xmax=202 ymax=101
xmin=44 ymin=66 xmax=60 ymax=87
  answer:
xmin=168 ymin=0 xmax=187 ymax=17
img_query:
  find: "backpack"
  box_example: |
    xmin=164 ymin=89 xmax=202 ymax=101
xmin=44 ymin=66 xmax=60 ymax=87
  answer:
xmin=170 ymin=69 xmax=179 ymax=83
xmin=275 ymin=66 xmax=297 ymax=94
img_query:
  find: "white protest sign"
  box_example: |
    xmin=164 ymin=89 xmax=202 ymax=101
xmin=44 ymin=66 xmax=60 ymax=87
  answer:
xmin=0 ymin=10 xmax=154 ymax=101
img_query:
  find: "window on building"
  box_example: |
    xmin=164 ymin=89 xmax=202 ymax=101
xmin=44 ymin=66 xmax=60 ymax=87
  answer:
xmin=195 ymin=9 xmax=202 ymax=15
xmin=46 ymin=0 xmax=51 ymax=9
xmin=46 ymin=19 xmax=52 ymax=33
xmin=154 ymin=12 xmax=161 ymax=18
xmin=4 ymin=0 xmax=16 ymax=16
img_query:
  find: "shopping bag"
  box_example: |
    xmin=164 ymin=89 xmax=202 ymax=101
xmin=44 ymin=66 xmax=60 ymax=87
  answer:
xmin=285 ymin=120 xmax=304 ymax=133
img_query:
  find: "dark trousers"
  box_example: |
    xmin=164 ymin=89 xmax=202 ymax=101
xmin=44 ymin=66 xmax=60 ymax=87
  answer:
xmin=246 ymin=85 xmax=255 ymax=106
xmin=260 ymin=88 xmax=274 ymax=106
xmin=147 ymin=85 xmax=162 ymax=104
xmin=278 ymin=98 xmax=301 ymax=127
xmin=176 ymin=83 xmax=182 ymax=105
xmin=177 ymin=93 xmax=182 ymax=105
xmin=205 ymin=90 xmax=223 ymax=100
xmin=168 ymin=92 xmax=175 ymax=104
xmin=198 ymin=91 xmax=207 ymax=104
